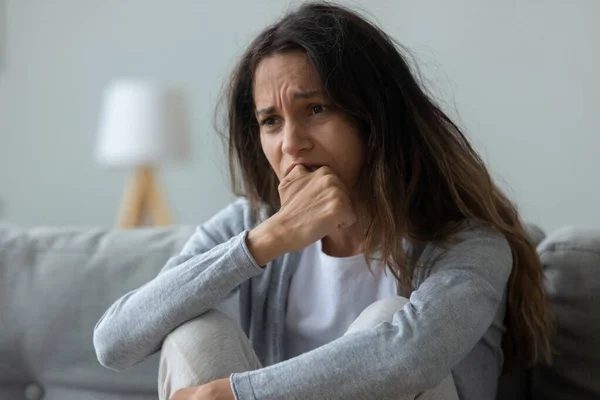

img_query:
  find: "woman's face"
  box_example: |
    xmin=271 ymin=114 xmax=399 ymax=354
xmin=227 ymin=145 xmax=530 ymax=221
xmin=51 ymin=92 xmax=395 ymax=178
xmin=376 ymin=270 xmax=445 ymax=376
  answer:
xmin=253 ymin=50 xmax=365 ymax=192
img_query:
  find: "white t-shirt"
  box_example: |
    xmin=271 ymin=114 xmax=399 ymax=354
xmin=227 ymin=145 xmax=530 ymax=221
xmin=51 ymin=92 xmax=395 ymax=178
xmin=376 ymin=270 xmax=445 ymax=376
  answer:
xmin=284 ymin=239 xmax=398 ymax=359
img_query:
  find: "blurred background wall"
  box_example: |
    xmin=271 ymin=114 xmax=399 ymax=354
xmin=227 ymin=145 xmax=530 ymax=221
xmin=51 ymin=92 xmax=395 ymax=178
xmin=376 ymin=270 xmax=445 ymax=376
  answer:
xmin=0 ymin=0 xmax=598 ymax=232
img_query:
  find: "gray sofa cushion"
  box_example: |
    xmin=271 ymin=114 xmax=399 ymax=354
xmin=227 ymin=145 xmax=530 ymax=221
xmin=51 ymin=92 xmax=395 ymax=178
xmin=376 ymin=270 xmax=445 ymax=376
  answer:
xmin=0 ymin=223 xmax=194 ymax=400
xmin=530 ymin=227 xmax=600 ymax=400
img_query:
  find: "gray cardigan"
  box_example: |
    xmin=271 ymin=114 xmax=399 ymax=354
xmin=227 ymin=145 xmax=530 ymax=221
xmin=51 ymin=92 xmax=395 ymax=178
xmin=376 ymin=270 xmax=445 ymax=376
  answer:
xmin=93 ymin=198 xmax=512 ymax=400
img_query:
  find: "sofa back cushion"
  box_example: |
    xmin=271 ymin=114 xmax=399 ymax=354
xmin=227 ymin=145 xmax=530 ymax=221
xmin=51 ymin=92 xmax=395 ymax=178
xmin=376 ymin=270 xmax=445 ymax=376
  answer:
xmin=530 ymin=227 xmax=600 ymax=400
xmin=0 ymin=223 xmax=193 ymax=400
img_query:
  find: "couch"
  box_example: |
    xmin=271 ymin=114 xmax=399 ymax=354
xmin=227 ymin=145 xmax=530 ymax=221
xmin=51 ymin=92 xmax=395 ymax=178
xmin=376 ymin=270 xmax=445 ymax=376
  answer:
xmin=0 ymin=221 xmax=598 ymax=400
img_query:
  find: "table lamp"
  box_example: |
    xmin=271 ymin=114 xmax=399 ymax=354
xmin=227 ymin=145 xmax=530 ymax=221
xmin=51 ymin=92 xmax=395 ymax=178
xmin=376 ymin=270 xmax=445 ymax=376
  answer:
xmin=96 ymin=79 xmax=189 ymax=228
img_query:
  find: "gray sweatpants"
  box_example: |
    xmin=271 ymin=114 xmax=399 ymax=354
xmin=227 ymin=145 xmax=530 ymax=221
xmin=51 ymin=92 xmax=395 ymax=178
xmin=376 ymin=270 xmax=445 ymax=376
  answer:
xmin=158 ymin=296 xmax=459 ymax=400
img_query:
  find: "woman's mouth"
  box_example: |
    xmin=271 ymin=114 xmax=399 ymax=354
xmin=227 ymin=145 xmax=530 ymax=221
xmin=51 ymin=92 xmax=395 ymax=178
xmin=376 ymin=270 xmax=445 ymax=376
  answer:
xmin=285 ymin=164 xmax=323 ymax=176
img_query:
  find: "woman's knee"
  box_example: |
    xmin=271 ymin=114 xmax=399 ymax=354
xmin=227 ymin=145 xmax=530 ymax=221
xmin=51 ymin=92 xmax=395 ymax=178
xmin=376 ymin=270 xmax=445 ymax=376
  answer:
xmin=162 ymin=309 xmax=240 ymax=356
xmin=158 ymin=309 xmax=260 ymax=400
xmin=345 ymin=296 xmax=409 ymax=335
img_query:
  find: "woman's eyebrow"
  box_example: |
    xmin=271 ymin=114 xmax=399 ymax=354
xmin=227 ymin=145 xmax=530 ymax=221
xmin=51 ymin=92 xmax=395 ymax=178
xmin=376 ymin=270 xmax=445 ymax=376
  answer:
xmin=256 ymin=106 xmax=276 ymax=116
xmin=293 ymin=89 xmax=321 ymax=100
xmin=255 ymin=90 xmax=322 ymax=115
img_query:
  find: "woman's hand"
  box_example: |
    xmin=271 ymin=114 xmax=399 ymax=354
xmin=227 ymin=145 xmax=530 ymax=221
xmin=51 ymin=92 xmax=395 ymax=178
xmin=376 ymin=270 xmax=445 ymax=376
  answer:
xmin=276 ymin=165 xmax=357 ymax=250
xmin=247 ymin=165 xmax=356 ymax=266
xmin=169 ymin=378 xmax=234 ymax=400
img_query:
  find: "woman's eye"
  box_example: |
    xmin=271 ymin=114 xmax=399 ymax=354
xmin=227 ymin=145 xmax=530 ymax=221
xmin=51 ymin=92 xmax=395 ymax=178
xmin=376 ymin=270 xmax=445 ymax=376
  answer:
xmin=310 ymin=105 xmax=326 ymax=115
xmin=261 ymin=117 xmax=277 ymax=127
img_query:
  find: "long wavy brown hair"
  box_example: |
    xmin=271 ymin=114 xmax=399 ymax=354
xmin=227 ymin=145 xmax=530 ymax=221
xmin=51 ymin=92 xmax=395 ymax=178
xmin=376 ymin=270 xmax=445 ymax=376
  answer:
xmin=217 ymin=2 xmax=556 ymax=372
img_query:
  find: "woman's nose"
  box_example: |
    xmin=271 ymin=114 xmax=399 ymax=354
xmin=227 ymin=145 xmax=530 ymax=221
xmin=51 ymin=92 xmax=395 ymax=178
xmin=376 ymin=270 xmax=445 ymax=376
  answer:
xmin=281 ymin=122 xmax=313 ymax=155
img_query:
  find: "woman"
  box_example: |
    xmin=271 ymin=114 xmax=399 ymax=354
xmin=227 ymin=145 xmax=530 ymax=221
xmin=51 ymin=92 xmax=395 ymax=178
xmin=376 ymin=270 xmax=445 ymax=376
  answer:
xmin=93 ymin=3 xmax=556 ymax=400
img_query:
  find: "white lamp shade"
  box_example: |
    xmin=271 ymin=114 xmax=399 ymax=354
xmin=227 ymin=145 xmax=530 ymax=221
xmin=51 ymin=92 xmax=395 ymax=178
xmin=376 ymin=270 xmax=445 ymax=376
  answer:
xmin=96 ymin=80 xmax=190 ymax=167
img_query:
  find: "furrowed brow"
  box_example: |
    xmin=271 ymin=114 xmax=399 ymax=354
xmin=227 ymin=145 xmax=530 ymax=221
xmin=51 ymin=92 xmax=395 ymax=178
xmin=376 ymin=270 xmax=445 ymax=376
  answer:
xmin=255 ymin=90 xmax=322 ymax=115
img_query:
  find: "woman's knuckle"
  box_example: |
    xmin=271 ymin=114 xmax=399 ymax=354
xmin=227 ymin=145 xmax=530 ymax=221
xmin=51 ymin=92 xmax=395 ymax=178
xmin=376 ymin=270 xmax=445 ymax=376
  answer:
xmin=330 ymin=196 xmax=343 ymax=210
xmin=323 ymin=175 xmax=337 ymax=187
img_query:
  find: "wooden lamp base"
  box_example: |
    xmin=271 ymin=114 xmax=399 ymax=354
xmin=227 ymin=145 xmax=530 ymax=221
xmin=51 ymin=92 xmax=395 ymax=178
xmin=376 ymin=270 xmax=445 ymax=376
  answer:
xmin=117 ymin=166 xmax=172 ymax=228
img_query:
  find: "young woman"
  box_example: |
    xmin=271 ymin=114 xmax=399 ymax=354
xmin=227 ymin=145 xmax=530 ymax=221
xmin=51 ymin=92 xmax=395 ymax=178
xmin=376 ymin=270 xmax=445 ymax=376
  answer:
xmin=94 ymin=3 xmax=556 ymax=400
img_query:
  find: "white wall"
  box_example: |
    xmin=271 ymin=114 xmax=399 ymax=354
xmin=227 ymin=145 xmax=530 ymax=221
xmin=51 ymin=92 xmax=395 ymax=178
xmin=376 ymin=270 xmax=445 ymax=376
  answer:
xmin=0 ymin=0 xmax=598 ymax=232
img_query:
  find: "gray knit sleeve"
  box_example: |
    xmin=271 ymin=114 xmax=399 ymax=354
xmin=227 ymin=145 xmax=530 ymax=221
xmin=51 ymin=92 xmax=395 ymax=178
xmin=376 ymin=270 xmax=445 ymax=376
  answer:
xmin=93 ymin=198 xmax=264 ymax=371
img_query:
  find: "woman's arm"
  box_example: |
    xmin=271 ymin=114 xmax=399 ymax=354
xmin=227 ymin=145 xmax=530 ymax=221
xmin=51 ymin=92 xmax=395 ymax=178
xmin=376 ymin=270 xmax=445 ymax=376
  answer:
xmin=230 ymin=226 xmax=513 ymax=400
xmin=93 ymin=199 xmax=265 ymax=371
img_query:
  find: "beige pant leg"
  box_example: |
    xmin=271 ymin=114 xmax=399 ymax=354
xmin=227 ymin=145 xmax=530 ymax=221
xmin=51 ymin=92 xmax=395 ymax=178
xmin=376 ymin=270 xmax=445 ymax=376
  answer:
xmin=157 ymin=309 xmax=262 ymax=400
xmin=345 ymin=296 xmax=460 ymax=400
